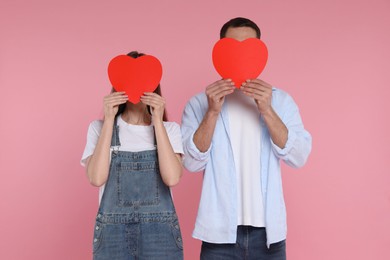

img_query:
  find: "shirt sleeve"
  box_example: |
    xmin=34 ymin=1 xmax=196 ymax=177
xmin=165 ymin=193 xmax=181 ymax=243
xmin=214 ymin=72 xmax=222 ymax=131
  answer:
xmin=181 ymin=94 xmax=212 ymax=172
xmin=165 ymin=122 xmax=184 ymax=155
xmin=80 ymin=120 xmax=103 ymax=167
xmin=270 ymin=91 xmax=312 ymax=168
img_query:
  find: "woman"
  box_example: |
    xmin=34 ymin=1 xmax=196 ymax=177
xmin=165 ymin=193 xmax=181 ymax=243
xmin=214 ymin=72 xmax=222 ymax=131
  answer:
xmin=81 ymin=51 xmax=183 ymax=259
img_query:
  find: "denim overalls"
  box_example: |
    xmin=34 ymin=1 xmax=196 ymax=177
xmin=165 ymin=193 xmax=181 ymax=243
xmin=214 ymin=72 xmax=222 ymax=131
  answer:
xmin=93 ymin=119 xmax=183 ymax=260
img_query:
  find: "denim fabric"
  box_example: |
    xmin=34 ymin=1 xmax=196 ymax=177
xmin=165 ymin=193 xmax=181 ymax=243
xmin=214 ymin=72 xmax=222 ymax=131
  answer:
xmin=200 ymin=226 xmax=286 ymax=260
xmin=93 ymin=119 xmax=183 ymax=260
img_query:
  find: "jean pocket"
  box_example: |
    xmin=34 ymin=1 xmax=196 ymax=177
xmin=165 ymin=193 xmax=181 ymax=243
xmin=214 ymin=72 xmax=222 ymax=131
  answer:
xmin=92 ymin=220 xmax=104 ymax=254
xmin=117 ymin=162 xmax=159 ymax=207
xmin=170 ymin=218 xmax=183 ymax=250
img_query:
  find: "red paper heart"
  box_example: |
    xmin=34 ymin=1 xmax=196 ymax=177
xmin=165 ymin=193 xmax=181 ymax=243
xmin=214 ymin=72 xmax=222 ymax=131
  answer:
xmin=212 ymin=38 xmax=268 ymax=88
xmin=108 ymin=55 xmax=163 ymax=104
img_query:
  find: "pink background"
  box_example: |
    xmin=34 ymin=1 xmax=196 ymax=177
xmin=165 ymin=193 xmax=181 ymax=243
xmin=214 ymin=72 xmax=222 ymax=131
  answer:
xmin=1 ymin=0 xmax=389 ymax=259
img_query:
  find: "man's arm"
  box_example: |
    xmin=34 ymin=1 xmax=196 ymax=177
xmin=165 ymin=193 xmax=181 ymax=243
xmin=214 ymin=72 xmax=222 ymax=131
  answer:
xmin=241 ymin=79 xmax=312 ymax=167
xmin=193 ymin=79 xmax=235 ymax=151
xmin=182 ymin=79 xmax=235 ymax=172
xmin=241 ymin=79 xmax=288 ymax=148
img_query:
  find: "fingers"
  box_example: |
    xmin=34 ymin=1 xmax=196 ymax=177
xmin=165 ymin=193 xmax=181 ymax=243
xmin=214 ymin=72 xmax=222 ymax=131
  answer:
xmin=111 ymin=91 xmax=127 ymax=96
xmin=104 ymin=100 xmax=127 ymax=117
xmin=104 ymin=91 xmax=127 ymax=100
xmin=208 ymin=84 xmax=235 ymax=96
xmin=247 ymin=92 xmax=269 ymax=103
xmin=241 ymin=80 xmax=272 ymax=97
xmin=241 ymin=80 xmax=271 ymax=91
xmin=240 ymin=79 xmax=273 ymax=114
xmin=141 ymin=92 xmax=164 ymax=103
xmin=206 ymin=79 xmax=235 ymax=99
xmin=142 ymin=92 xmax=160 ymax=97
xmin=105 ymin=97 xmax=128 ymax=107
xmin=104 ymin=92 xmax=128 ymax=102
xmin=213 ymin=88 xmax=235 ymax=101
xmin=140 ymin=98 xmax=161 ymax=108
xmin=244 ymin=79 xmax=272 ymax=88
xmin=140 ymin=93 xmax=165 ymax=121
xmin=140 ymin=93 xmax=165 ymax=108
xmin=105 ymin=95 xmax=128 ymax=103
xmin=241 ymin=86 xmax=271 ymax=102
xmin=107 ymin=99 xmax=127 ymax=107
xmin=104 ymin=92 xmax=128 ymax=108
xmin=207 ymin=79 xmax=235 ymax=92
xmin=141 ymin=92 xmax=164 ymax=104
xmin=103 ymin=92 xmax=128 ymax=119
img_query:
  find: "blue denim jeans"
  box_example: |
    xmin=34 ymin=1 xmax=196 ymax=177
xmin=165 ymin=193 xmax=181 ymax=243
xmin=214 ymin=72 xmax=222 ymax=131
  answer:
xmin=200 ymin=226 xmax=286 ymax=260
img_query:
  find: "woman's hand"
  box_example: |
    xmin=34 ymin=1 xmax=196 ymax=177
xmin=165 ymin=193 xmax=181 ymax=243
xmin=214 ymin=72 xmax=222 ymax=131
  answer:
xmin=140 ymin=92 xmax=165 ymax=123
xmin=141 ymin=92 xmax=182 ymax=186
xmin=103 ymin=91 xmax=128 ymax=121
xmin=86 ymin=91 xmax=127 ymax=187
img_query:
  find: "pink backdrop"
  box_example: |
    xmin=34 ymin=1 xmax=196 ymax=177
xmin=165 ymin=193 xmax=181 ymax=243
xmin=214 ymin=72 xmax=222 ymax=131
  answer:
xmin=1 ymin=0 xmax=389 ymax=259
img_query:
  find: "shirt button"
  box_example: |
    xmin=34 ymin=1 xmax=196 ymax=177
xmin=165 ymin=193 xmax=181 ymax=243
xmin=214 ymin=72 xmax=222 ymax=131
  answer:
xmin=94 ymin=238 xmax=98 ymax=243
xmin=177 ymin=237 xmax=182 ymax=242
xmin=175 ymin=225 xmax=179 ymax=229
xmin=95 ymin=226 xmax=99 ymax=230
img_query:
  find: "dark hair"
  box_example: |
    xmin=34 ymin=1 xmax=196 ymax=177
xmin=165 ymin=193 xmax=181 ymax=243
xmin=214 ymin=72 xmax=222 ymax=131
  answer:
xmin=112 ymin=51 xmax=168 ymax=121
xmin=220 ymin=17 xmax=261 ymax=39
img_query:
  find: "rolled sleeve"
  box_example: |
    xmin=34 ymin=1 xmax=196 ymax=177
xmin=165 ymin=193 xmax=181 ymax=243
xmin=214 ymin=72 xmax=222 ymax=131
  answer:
xmin=181 ymin=93 xmax=211 ymax=172
xmin=271 ymin=128 xmax=297 ymax=157
xmin=186 ymin=132 xmax=212 ymax=161
xmin=271 ymin=128 xmax=312 ymax=168
xmin=270 ymin=89 xmax=312 ymax=168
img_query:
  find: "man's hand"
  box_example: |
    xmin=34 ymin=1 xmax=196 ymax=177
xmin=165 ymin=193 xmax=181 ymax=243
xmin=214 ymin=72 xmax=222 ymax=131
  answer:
xmin=241 ymin=78 xmax=288 ymax=148
xmin=206 ymin=79 xmax=235 ymax=115
xmin=241 ymin=79 xmax=272 ymax=115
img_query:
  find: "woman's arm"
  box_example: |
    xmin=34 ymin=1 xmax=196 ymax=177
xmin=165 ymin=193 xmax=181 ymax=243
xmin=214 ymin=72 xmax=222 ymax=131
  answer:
xmin=85 ymin=92 xmax=128 ymax=187
xmin=141 ymin=92 xmax=183 ymax=187
xmin=154 ymin=121 xmax=183 ymax=186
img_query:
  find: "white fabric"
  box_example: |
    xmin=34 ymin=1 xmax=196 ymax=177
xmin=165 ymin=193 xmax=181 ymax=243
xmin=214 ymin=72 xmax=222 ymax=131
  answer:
xmin=227 ymin=89 xmax=265 ymax=227
xmin=80 ymin=115 xmax=184 ymax=203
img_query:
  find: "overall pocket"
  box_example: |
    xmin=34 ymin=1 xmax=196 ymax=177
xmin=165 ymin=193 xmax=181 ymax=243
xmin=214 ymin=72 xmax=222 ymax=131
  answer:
xmin=117 ymin=162 xmax=159 ymax=207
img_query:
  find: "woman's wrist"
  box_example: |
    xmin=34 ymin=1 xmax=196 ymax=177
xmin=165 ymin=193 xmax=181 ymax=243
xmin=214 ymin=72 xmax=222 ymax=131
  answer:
xmin=103 ymin=116 xmax=115 ymax=126
xmin=152 ymin=117 xmax=164 ymax=127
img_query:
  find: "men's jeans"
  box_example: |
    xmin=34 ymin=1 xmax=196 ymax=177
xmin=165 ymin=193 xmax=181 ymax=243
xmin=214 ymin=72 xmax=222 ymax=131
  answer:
xmin=200 ymin=226 xmax=286 ymax=260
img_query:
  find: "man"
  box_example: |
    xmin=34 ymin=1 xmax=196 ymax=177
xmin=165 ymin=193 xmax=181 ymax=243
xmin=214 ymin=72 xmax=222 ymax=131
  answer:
xmin=181 ymin=17 xmax=312 ymax=259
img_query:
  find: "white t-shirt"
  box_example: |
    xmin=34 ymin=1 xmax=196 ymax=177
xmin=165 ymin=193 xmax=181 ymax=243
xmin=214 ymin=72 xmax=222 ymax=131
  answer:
xmin=227 ymin=89 xmax=265 ymax=227
xmin=81 ymin=115 xmax=184 ymax=203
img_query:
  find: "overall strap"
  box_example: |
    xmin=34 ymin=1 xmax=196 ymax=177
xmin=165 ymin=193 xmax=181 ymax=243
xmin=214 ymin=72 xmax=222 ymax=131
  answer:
xmin=111 ymin=114 xmax=157 ymax=150
xmin=111 ymin=116 xmax=121 ymax=147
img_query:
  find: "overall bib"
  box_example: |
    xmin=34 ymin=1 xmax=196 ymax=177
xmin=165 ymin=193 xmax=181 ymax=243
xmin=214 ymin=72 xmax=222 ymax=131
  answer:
xmin=93 ymin=120 xmax=183 ymax=260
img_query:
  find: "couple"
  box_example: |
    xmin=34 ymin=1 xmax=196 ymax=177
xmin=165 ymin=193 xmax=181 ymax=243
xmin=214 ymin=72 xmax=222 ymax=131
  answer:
xmin=81 ymin=17 xmax=312 ymax=260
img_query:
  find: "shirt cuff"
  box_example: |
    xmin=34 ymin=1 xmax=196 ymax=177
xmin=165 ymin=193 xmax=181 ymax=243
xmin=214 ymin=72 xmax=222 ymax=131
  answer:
xmin=270 ymin=129 xmax=297 ymax=157
xmin=187 ymin=132 xmax=212 ymax=161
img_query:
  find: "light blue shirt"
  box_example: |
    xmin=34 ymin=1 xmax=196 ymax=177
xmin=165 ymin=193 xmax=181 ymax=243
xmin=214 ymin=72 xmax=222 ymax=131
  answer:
xmin=181 ymin=87 xmax=312 ymax=247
